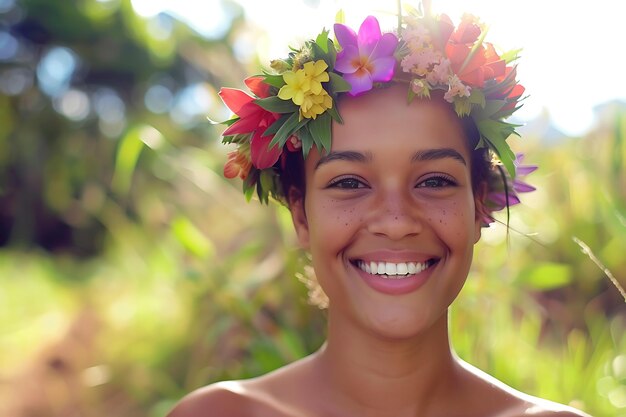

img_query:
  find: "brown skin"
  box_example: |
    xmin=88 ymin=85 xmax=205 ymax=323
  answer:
xmin=168 ymin=85 xmax=591 ymax=417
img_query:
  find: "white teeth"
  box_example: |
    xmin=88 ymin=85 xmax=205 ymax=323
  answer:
xmin=356 ymin=260 xmax=432 ymax=278
xmin=385 ymin=262 xmax=396 ymax=275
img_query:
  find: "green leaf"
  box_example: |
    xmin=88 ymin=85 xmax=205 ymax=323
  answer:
xmin=311 ymin=42 xmax=330 ymax=64
xmin=308 ymin=112 xmax=332 ymax=153
xmin=243 ymin=171 xmax=258 ymax=202
xmin=475 ymin=119 xmax=516 ymax=176
xmin=500 ymin=48 xmax=522 ymax=64
xmin=315 ymin=28 xmax=330 ymax=53
xmin=263 ymin=114 xmax=289 ymax=137
xmin=326 ymin=38 xmax=337 ymax=68
xmin=298 ymin=125 xmax=315 ymax=158
xmin=407 ymin=88 xmax=416 ymax=103
xmin=270 ymin=112 xmax=308 ymax=148
xmin=493 ymin=102 xmax=524 ymax=120
xmin=335 ymin=9 xmax=345 ymax=24
xmin=255 ymin=96 xmax=298 ymax=113
xmin=469 ymin=89 xmax=486 ymax=107
xmin=472 ymin=99 xmax=506 ymax=119
xmin=261 ymin=73 xmax=286 ymax=88
xmin=453 ymin=97 xmax=472 ymax=117
xmin=209 ymin=115 xmax=238 ymax=126
xmin=259 ymin=169 xmax=275 ymax=204
xmin=326 ymin=104 xmax=343 ymax=124
xmin=517 ymin=262 xmax=573 ymax=290
xmin=222 ymin=133 xmax=252 ymax=145
xmin=329 ymin=72 xmax=352 ymax=94
xmin=491 ymin=138 xmax=516 ymax=178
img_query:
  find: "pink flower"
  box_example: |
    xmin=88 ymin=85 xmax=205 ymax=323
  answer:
xmin=218 ymin=77 xmax=282 ymax=169
xmin=443 ymin=74 xmax=471 ymax=102
xmin=334 ymin=16 xmax=399 ymax=96
xmin=426 ymin=58 xmax=451 ymax=85
xmin=401 ymin=48 xmax=440 ymax=76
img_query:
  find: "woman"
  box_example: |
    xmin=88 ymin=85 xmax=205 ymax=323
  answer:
xmin=169 ymin=8 xmax=590 ymax=417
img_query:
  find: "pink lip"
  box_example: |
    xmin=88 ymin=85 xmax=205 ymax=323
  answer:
xmin=350 ymin=258 xmax=438 ymax=296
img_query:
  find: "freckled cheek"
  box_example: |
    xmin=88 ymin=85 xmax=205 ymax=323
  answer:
xmin=309 ymin=199 xmax=366 ymax=243
xmin=425 ymin=198 xmax=475 ymax=238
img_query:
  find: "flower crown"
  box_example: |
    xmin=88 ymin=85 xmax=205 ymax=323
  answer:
xmin=218 ymin=9 xmax=535 ymax=225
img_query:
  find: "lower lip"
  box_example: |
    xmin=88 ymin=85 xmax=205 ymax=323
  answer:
xmin=352 ymin=262 xmax=435 ymax=295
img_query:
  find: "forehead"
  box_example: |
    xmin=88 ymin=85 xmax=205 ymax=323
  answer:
xmin=331 ymin=84 xmax=467 ymax=153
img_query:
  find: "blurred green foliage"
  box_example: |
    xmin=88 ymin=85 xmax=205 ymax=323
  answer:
xmin=0 ymin=1 xmax=625 ymax=416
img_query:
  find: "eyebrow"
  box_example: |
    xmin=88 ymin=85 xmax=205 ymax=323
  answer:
xmin=411 ymin=148 xmax=467 ymax=166
xmin=314 ymin=150 xmax=372 ymax=170
xmin=314 ymin=147 xmax=467 ymax=170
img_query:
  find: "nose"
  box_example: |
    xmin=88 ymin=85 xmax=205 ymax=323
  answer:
xmin=366 ymin=189 xmax=424 ymax=240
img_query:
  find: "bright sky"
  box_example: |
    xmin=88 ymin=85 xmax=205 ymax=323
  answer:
xmin=131 ymin=0 xmax=626 ymax=137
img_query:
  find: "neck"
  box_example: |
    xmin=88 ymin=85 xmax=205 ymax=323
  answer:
xmin=313 ymin=309 xmax=460 ymax=417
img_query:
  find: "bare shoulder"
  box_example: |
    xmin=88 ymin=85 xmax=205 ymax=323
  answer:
xmin=167 ymin=355 xmax=317 ymax=417
xmin=456 ymin=359 xmax=593 ymax=417
xmin=507 ymin=400 xmax=593 ymax=417
xmin=167 ymin=381 xmax=252 ymax=417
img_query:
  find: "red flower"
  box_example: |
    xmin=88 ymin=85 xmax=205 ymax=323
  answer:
xmin=487 ymin=66 xmax=525 ymax=113
xmin=244 ymin=75 xmax=271 ymax=98
xmin=224 ymin=150 xmax=252 ymax=180
xmin=218 ymin=77 xmax=282 ymax=169
xmin=445 ymin=15 xmax=506 ymax=88
xmin=449 ymin=15 xmax=481 ymax=44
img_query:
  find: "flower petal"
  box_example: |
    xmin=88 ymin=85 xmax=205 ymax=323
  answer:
xmin=334 ymin=45 xmax=360 ymax=74
xmin=344 ymin=72 xmax=374 ymax=96
xmin=357 ymin=16 xmax=382 ymax=56
xmin=222 ymin=102 xmax=264 ymax=135
xmin=334 ymin=22 xmax=358 ymax=49
xmin=223 ymin=160 xmax=239 ymax=179
xmin=513 ymin=180 xmax=536 ymax=193
xmin=244 ymin=76 xmax=271 ymax=98
xmin=218 ymin=88 xmax=254 ymax=114
xmin=516 ymin=164 xmax=537 ymax=176
xmin=369 ymin=56 xmax=396 ymax=82
xmin=370 ymin=32 xmax=398 ymax=60
xmin=251 ymin=131 xmax=282 ymax=169
xmin=222 ymin=116 xmax=260 ymax=136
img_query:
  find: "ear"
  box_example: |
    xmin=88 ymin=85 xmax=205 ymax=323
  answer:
xmin=473 ymin=182 xmax=488 ymax=243
xmin=288 ymin=187 xmax=310 ymax=249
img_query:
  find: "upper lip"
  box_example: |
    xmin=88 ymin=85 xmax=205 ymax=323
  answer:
xmin=349 ymin=250 xmax=440 ymax=264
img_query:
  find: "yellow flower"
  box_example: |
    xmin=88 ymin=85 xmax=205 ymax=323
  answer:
xmin=300 ymin=89 xmax=333 ymax=119
xmin=303 ymin=60 xmax=329 ymax=95
xmin=278 ymin=69 xmax=310 ymax=105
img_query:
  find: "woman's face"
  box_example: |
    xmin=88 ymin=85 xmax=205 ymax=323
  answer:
xmin=290 ymin=85 xmax=483 ymax=338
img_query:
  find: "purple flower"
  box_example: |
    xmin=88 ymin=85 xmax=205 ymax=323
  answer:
xmin=482 ymin=154 xmax=537 ymax=225
xmin=334 ymin=16 xmax=399 ymax=96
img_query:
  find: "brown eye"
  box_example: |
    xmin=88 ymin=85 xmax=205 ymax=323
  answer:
xmin=328 ymin=176 xmax=367 ymax=189
xmin=417 ymin=175 xmax=457 ymax=188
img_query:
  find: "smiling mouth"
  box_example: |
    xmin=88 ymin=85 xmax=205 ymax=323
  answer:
xmin=350 ymin=258 xmax=439 ymax=279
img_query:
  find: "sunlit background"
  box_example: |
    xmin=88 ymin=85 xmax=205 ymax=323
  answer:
xmin=0 ymin=0 xmax=625 ymax=416
xmin=132 ymin=0 xmax=626 ymax=137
